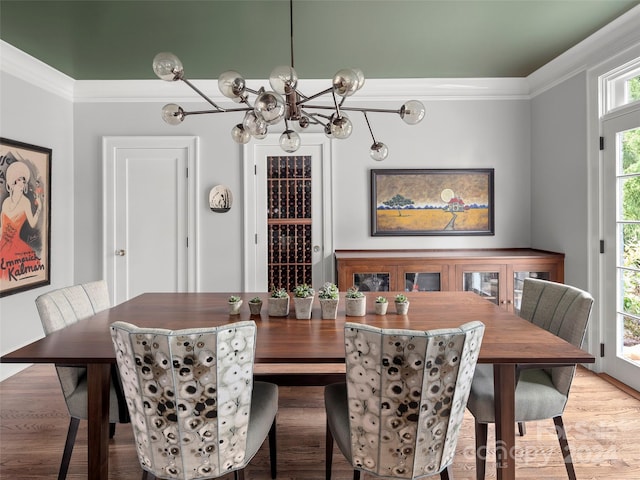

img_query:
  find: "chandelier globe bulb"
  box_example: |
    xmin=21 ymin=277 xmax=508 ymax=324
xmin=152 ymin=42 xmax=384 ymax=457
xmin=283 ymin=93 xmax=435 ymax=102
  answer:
xmin=330 ymin=114 xmax=353 ymax=139
xmin=370 ymin=142 xmax=388 ymax=161
xmin=279 ymin=130 xmax=301 ymax=153
xmin=255 ymin=91 xmax=286 ymax=125
xmin=153 ymin=52 xmax=184 ymax=81
xmin=161 ymin=104 xmax=185 ymax=125
xmin=218 ymin=71 xmax=246 ymax=99
xmin=332 ymin=69 xmax=360 ymax=97
xmin=269 ymin=65 xmax=298 ymax=95
xmin=231 ymin=124 xmax=251 ymax=144
xmin=400 ymin=100 xmax=426 ymax=125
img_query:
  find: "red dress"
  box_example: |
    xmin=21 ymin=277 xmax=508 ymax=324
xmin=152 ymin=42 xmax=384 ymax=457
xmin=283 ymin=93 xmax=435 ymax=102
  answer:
xmin=0 ymin=212 xmax=43 ymax=281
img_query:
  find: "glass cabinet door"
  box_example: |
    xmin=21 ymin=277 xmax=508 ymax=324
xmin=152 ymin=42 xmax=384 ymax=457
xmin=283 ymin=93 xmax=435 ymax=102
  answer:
xmin=353 ymin=273 xmax=390 ymax=292
xmin=404 ymin=272 xmax=441 ymax=291
xmin=462 ymin=271 xmax=501 ymax=305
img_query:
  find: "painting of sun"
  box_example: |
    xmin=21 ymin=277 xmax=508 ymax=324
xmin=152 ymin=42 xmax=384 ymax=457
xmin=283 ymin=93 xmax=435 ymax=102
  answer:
xmin=371 ymin=169 xmax=494 ymax=236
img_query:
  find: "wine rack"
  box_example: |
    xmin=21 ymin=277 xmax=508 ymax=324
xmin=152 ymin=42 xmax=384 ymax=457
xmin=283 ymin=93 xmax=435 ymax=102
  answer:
xmin=267 ymin=155 xmax=312 ymax=292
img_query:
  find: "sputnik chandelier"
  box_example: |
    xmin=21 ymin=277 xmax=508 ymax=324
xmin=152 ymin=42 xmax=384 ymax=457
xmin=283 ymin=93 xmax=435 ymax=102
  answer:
xmin=152 ymin=1 xmax=425 ymax=161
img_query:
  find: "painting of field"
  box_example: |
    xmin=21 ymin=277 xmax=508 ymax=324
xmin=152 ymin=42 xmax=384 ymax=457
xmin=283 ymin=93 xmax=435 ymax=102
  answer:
xmin=371 ymin=169 xmax=494 ymax=235
xmin=376 ymin=207 xmax=489 ymax=232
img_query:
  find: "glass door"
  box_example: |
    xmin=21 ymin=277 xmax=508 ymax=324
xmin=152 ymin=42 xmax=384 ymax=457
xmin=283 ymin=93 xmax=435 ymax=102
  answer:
xmin=603 ymin=108 xmax=640 ymax=391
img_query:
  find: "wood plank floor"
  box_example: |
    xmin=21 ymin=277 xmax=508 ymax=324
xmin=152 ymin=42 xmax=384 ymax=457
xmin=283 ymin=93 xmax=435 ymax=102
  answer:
xmin=1 ymin=365 xmax=639 ymax=479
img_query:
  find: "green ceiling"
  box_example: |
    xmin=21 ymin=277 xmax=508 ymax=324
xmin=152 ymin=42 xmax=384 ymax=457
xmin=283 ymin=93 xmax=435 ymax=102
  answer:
xmin=1 ymin=0 xmax=638 ymax=80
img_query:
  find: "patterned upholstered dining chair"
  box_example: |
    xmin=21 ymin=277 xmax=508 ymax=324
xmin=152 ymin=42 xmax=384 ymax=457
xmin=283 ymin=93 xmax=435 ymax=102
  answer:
xmin=35 ymin=280 xmax=130 ymax=480
xmin=466 ymin=278 xmax=594 ymax=480
xmin=325 ymin=321 xmax=485 ymax=480
xmin=110 ymin=319 xmax=278 ymax=480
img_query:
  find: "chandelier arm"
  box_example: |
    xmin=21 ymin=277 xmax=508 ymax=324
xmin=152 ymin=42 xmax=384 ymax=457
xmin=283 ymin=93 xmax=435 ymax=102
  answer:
xmin=363 ymin=111 xmax=378 ymax=144
xmin=303 ymin=105 xmax=402 ymax=115
xmin=182 ymin=107 xmax=253 ymax=117
xmin=244 ymin=87 xmax=261 ymax=96
xmin=301 ymin=111 xmax=330 ymax=125
xmin=180 ymin=78 xmax=225 ymax=111
xmin=296 ymin=87 xmax=334 ymax=105
xmin=331 ymin=90 xmax=342 ymax=117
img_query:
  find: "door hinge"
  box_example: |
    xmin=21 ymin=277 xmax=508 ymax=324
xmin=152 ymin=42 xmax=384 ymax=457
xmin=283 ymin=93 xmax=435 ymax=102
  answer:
xmin=254 ymin=164 xmax=257 ymax=175
xmin=186 ymin=167 xmax=189 ymax=178
xmin=600 ymin=342 xmax=605 ymax=357
xmin=599 ymin=136 xmax=604 ymax=151
xmin=600 ymin=239 xmax=605 ymax=254
xmin=255 ymin=233 xmax=258 ymax=244
xmin=186 ymin=237 xmax=189 ymax=248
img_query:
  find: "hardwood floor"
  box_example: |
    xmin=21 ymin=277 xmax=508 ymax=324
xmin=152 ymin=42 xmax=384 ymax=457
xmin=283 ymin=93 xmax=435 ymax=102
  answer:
xmin=1 ymin=365 xmax=639 ymax=479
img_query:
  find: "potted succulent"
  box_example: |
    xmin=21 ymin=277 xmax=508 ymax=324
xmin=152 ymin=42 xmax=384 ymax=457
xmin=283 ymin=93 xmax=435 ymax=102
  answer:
xmin=374 ymin=296 xmax=388 ymax=315
xmin=345 ymin=286 xmax=366 ymax=317
xmin=228 ymin=295 xmax=243 ymax=315
xmin=292 ymin=283 xmax=315 ymax=319
xmin=394 ymin=293 xmax=410 ymax=315
xmin=248 ymin=296 xmax=263 ymax=315
xmin=318 ymin=282 xmax=340 ymax=319
xmin=268 ymin=286 xmax=290 ymax=317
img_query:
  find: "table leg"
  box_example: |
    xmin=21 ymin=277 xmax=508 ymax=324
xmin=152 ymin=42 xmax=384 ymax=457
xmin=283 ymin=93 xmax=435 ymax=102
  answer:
xmin=493 ymin=363 xmax=516 ymax=480
xmin=87 ymin=363 xmax=110 ymax=480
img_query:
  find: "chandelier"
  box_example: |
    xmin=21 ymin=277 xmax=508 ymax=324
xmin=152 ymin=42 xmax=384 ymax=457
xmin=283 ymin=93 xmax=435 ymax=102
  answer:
xmin=152 ymin=1 xmax=425 ymax=161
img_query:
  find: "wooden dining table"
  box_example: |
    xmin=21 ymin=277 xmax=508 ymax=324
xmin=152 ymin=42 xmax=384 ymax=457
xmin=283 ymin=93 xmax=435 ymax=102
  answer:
xmin=1 ymin=290 xmax=594 ymax=480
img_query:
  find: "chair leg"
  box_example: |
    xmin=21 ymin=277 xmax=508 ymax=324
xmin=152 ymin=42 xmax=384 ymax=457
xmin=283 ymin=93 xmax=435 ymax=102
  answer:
xmin=268 ymin=418 xmax=277 ymax=479
xmin=553 ymin=416 xmax=577 ymax=480
xmin=326 ymin=419 xmax=334 ymax=480
xmin=353 ymin=470 xmax=360 ymax=480
xmin=109 ymin=422 xmax=116 ymax=439
xmin=58 ymin=417 xmax=80 ymax=480
xmin=474 ymin=420 xmax=488 ymax=480
xmin=234 ymin=468 xmax=245 ymax=480
xmin=518 ymin=421 xmax=526 ymax=436
xmin=440 ymin=465 xmax=453 ymax=479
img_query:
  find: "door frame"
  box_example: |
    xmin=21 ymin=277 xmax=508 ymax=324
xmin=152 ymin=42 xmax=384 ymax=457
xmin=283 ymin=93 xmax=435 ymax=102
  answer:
xmin=242 ymin=134 xmax=334 ymax=291
xmin=102 ymin=136 xmax=199 ymax=302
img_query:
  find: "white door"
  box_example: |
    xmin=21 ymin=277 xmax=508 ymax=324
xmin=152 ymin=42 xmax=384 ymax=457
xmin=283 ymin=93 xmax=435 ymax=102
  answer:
xmin=103 ymin=136 xmax=198 ymax=304
xmin=602 ymin=109 xmax=640 ymax=391
xmin=243 ymin=134 xmax=333 ymax=291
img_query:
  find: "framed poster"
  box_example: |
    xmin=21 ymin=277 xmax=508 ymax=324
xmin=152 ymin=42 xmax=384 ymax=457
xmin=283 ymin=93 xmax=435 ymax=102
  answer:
xmin=0 ymin=138 xmax=52 ymax=296
xmin=371 ymin=168 xmax=494 ymax=236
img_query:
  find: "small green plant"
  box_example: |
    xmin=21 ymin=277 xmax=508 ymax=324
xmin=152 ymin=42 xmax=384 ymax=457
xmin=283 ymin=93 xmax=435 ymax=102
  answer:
xmin=270 ymin=286 xmax=288 ymax=298
xmin=375 ymin=296 xmax=388 ymax=303
xmin=293 ymin=283 xmax=314 ymax=298
xmin=228 ymin=295 xmax=241 ymax=303
xmin=249 ymin=296 xmax=262 ymax=304
xmin=318 ymin=282 xmax=339 ymax=300
xmin=346 ymin=286 xmax=364 ymax=299
xmin=395 ymin=294 xmax=408 ymax=303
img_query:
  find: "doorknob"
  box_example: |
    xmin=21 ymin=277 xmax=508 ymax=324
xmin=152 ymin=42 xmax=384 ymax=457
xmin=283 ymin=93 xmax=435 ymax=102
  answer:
xmin=313 ymin=245 xmax=321 ymax=253
xmin=116 ymin=249 xmax=126 ymax=256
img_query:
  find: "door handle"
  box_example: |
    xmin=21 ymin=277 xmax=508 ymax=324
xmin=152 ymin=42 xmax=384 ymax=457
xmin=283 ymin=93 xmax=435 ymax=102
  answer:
xmin=116 ymin=249 xmax=126 ymax=256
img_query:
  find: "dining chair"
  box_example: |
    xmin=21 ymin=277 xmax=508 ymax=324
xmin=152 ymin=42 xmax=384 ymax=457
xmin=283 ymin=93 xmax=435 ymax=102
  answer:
xmin=110 ymin=319 xmax=278 ymax=480
xmin=35 ymin=280 xmax=130 ymax=480
xmin=325 ymin=320 xmax=485 ymax=480
xmin=466 ymin=278 xmax=594 ymax=480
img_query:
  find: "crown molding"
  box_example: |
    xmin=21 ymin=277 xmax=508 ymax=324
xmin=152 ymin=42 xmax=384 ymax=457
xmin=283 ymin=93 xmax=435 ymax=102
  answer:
xmin=0 ymin=40 xmax=74 ymax=101
xmin=72 ymin=77 xmax=530 ymax=103
xmin=527 ymin=5 xmax=640 ymax=97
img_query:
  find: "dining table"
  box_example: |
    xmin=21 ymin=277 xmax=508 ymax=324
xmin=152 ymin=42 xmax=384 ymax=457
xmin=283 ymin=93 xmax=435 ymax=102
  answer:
xmin=1 ymin=290 xmax=595 ymax=480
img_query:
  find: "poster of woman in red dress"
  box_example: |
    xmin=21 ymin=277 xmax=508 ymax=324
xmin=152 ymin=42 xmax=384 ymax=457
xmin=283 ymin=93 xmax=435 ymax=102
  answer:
xmin=0 ymin=138 xmax=51 ymax=297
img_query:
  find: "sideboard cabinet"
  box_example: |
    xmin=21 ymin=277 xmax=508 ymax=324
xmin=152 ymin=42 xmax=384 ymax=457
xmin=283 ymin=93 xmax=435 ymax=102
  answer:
xmin=335 ymin=249 xmax=564 ymax=313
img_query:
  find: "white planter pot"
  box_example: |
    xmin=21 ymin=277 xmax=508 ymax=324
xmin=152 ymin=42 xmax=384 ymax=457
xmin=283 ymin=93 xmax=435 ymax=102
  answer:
xmin=294 ymin=296 xmax=314 ymax=319
xmin=319 ymin=298 xmax=339 ymax=319
xmin=228 ymin=300 xmax=243 ymax=315
xmin=268 ymin=296 xmax=290 ymax=317
xmin=248 ymin=301 xmax=263 ymax=315
xmin=374 ymin=302 xmax=388 ymax=315
xmin=345 ymin=297 xmax=366 ymax=317
xmin=395 ymin=301 xmax=410 ymax=315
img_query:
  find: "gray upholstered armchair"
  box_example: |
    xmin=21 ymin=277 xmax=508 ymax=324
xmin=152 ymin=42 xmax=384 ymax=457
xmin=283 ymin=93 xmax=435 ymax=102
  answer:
xmin=110 ymin=319 xmax=278 ymax=480
xmin=325 ymin=321 xmax=485 ymax=480
xmin=35 ymin=280 xmax=130 ymax=480
xmin=466 ymin=278 xmax=594 ymax=480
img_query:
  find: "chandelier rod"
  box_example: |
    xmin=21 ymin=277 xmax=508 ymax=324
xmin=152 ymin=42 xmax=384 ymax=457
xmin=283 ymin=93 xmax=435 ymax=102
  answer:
xmin=300 ymin=104 xmax=402 ymax=115
xmin=290 ymin=0 xmax=295 ymax=69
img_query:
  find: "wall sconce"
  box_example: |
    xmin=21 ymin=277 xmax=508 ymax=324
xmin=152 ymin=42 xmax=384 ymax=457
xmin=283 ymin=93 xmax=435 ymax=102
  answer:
xmin=209 ymin=185 xmax=232 ymax=213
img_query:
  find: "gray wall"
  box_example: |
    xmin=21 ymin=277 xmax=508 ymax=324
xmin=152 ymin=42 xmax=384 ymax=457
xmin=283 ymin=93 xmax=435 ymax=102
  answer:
xmin=0 ymin=71 xmax=74 ymax=379
xmin=530 ymin=73 xmax=589 ymax=290
xmin=72 ymin=97 xmax=532 ymax=291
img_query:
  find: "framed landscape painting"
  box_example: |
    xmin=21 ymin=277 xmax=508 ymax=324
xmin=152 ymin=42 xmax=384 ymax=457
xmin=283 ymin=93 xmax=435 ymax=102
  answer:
xmin=371 ymin=168 xmax=494 ymax=236
xmin=0 ymin=138 xmax=52 ymax=297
